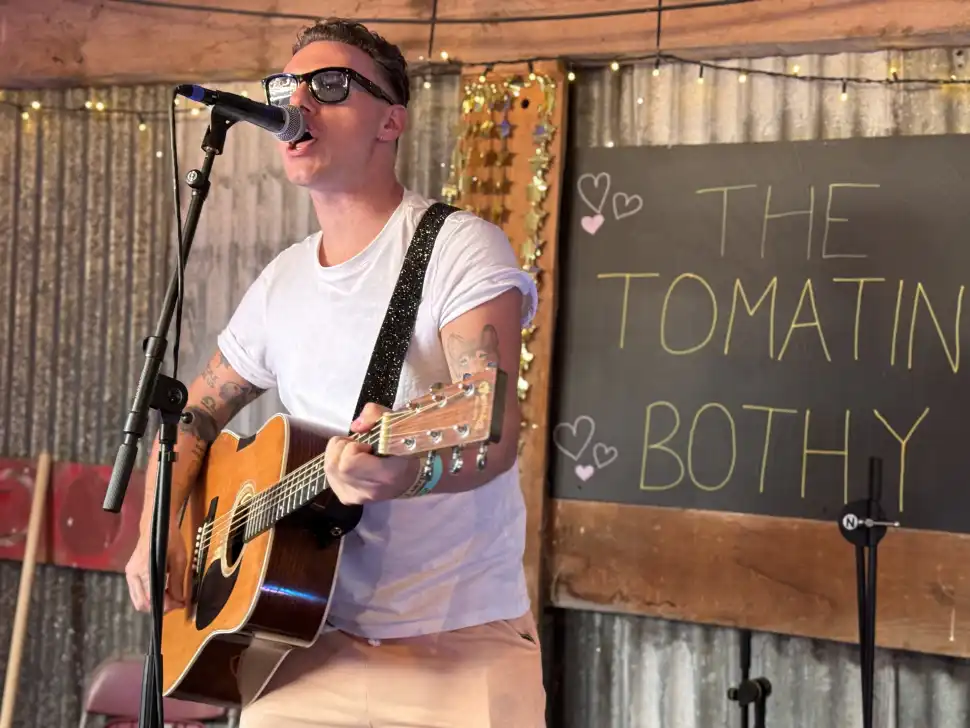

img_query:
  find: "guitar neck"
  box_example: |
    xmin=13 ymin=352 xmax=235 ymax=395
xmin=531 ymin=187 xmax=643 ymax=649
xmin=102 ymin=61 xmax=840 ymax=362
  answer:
xmin=238 ymin=366 xmax=505 ymax=542
xmin=242 ymin=453 xmax=330 ymax=542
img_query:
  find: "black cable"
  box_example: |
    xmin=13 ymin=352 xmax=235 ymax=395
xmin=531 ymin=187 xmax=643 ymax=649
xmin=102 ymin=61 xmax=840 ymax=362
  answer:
xmin=107 ymin=0 xmax=756 ymax=23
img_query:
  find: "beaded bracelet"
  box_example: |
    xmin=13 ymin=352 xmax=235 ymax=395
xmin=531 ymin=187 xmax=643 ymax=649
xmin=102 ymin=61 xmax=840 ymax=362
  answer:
xmin=399 ymin=452 xmax=443 ymax=498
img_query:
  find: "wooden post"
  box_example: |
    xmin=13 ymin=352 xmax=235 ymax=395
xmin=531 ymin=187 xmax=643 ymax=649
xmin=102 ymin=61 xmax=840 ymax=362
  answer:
xmin=0 ymin=452 xmax=52 ymax=728
xmin=442 ymin=62 xmax=569 ymax=621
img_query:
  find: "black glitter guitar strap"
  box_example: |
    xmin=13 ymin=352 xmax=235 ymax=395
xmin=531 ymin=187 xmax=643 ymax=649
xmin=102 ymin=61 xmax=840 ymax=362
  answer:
xmin=351 ymin=201 xmax=459 ymax=422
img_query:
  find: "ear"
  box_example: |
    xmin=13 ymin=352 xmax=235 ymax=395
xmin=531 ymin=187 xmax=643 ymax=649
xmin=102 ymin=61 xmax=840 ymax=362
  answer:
xmin=377 ymin=105 xmax=408 ymax=143
xmin=479 ymin=324 xmax=499 ymax=353
xmin=446 ymin=333 xmax=467 ymax=364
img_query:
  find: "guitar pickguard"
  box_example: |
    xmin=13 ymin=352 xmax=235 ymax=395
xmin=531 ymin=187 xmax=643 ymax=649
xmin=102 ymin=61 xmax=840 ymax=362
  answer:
xmin=195 ymin=558 xmax=240 ymax=630
xmin=194 ymin=489 xmax=251 ymax=631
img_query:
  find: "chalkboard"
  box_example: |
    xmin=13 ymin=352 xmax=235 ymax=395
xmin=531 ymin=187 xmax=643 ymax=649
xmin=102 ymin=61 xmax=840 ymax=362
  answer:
xmin=550 ymin=134 xmax=970 ymax=534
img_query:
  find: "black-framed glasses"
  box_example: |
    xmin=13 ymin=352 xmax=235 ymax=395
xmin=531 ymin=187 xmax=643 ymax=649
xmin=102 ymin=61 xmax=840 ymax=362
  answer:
xmin=262 ymin=67 xmax=401 ymax=108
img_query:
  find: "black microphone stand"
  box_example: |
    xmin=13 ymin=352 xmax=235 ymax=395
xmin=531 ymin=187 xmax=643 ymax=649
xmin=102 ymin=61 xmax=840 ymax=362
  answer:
xmin=101 ymin=107 xmax=237 ymax=728
xmin=728 ymin=628 xmax=771 ymax=728
xmin=837 ymin=457 xmax=899 ymax=728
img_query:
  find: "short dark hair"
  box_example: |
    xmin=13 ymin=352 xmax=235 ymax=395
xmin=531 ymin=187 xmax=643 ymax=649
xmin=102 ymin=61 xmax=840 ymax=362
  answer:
xmin=292 ymin=18 xmax=410 ymax=108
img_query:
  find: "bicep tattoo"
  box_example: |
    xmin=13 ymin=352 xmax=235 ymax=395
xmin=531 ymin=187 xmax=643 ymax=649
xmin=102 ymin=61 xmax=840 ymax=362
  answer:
xmin=445 ymin=324 xmax=500 ymax=377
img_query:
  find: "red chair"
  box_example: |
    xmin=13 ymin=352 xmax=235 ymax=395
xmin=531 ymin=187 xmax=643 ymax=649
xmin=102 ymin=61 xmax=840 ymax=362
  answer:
xmin=78 ymin=657 xmax=228 ymax=728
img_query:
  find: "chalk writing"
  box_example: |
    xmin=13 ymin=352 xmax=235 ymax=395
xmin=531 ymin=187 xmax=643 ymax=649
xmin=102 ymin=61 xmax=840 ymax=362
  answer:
xmin=872 ymin=407 xmax=930 ymax=512
xmin=724 ymin=277 xmax=777 ymax=358
xmin=762 ymin=184 xmax=815 ymax=260
xmin=597 ymin=271 xmax=964 ymax=372
xmin=742 ymin=404 xmax=798 ymax=493
xmin=661 ymin=273 xmax=718 ymax=356
xmin=832 ymin=278 xmax=885 ymax=361
xmin=637 ymin=400 xmax=925 ymax=511
xmin=552 ymin=414 xmax=620 ymax=483
xmin=556 ymin=138 xmax=970 ymax=534
xmin=822 ymin=183 xmax=879 ymax=259
xmin=909 ymin=282 xmax=964 ymax=374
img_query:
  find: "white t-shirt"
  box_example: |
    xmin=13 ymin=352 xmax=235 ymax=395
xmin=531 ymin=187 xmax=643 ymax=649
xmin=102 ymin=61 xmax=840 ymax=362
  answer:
xmin=216 ymin=188 xmax=538 ymax=639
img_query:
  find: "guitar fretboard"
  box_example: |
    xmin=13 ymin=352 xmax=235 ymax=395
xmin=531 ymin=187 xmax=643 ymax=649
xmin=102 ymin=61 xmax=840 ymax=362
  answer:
xmin=242 ymin=456 xmax=329 ymax=542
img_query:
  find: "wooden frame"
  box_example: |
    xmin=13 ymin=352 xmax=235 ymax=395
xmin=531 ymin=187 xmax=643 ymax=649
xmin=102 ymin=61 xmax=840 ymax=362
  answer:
xmin=548 ymin=500 xmax=970 ymax=658
xmin=4 ymin=0 xmax=970 ymax=87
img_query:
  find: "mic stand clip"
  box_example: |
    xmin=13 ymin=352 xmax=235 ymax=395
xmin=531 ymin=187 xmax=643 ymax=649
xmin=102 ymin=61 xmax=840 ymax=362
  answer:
xmin=728 ymin=628 xmax=771 ymax=728
xmin=727 ymin=677 xmax=771 ymax=728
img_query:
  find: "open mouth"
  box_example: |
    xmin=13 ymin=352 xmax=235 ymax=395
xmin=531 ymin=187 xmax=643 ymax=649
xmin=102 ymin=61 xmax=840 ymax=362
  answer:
xmin=288 ymin=130 xmax=315 ymax=151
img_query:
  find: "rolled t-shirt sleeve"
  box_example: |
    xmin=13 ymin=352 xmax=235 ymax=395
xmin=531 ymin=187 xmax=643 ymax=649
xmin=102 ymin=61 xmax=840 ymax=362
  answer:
xmin=432 ymin=216 xmax=538 ymax=330
xmin=216 ymin=259 xmax=278 ymax=390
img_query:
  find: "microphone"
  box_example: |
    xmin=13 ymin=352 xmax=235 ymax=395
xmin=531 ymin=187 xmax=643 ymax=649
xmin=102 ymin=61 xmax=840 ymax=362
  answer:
xmin=175 ymin=84 xmax=306 ymax=143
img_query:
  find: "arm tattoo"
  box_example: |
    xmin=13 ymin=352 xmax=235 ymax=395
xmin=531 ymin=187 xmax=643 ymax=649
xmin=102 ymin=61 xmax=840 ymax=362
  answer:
xmin=202 ymin=361 xmax=218 ymax=388
xmin=218 ymin=381 xmax=265 ymax=419
xmin=445 ymin=324 xmax=500 ymax=375
xmin=180 ymin=406 xmax=220 ymax=444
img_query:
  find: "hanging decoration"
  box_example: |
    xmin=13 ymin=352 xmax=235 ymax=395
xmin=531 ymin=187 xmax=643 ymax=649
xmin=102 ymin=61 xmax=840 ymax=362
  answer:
xmin=441 ymin=67 xmax=558 ymax=442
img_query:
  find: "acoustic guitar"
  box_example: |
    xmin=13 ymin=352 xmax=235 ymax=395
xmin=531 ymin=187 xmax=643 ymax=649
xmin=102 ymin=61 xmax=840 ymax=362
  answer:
xmin=159 ymin=365 xmax=507 ymax=707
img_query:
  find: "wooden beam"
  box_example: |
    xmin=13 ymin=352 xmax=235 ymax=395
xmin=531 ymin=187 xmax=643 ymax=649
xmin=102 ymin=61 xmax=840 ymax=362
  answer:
xmin=4 ymin=0 xmax=970 ymax=88
xmin=548 ymin=499 xmax=970 ymax=659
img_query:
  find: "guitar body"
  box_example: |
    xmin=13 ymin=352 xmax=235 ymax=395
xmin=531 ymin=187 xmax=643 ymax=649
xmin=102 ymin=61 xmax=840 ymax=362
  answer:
xmin=160 ymin=413 xmax=362 ymax=708
xmin=157 ymin=367 xmax=506 ymax=708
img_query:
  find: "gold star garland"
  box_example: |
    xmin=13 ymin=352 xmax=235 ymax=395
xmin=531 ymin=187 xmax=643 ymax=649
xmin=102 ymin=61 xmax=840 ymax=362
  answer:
xmin=442 ymin=70 xmax=558 ymax=446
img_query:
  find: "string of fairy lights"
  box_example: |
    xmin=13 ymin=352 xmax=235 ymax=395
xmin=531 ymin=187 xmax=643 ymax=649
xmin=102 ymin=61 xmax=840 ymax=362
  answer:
xmin=3 ymin=52 xmax=970 ymax=134
xmin=3 ymin=0 xmax=970 ymax=141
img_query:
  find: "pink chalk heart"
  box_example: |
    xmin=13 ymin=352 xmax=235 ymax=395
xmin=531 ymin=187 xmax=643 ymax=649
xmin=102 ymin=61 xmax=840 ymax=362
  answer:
xmin=575 ymin=464 xmax=595 ymax=481
xmin=581 ymin=214 xmax=604 ymax=235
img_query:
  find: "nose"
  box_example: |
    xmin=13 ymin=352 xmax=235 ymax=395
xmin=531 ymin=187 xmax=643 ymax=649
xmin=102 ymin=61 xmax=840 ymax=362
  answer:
xmin=289 ymin=81 xmax=316 ymax=110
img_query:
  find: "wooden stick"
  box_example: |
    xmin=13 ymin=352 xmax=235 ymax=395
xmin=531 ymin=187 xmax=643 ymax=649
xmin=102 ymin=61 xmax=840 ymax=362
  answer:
xmin=0 ymin=451 xmax=52 ymax=728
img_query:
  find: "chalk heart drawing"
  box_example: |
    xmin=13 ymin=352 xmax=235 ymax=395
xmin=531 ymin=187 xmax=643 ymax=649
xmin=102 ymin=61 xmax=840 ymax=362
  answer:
xmin=581 ymin=214 xmax=605 ymax=235
xmin=612 ymin=192 xmax=643 ymax=221
xmin=593 ymin=443 xmax=618 ymax=469
xmin=575 ymin=464 xmax=596 ymax=481
xmin=553 ymin=415 xmax=595 ymax=462
xmin=576 ymin=172 xmax=611 ymax=216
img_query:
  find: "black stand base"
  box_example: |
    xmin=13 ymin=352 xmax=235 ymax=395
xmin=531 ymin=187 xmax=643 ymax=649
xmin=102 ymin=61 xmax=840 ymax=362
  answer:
xmin=728 ymin=629 xmax=771 ymax=728
xmin=837 ymin=457 xmax=899 ymax=728
xmin=102 ymin=106 xmax=237 ymax=728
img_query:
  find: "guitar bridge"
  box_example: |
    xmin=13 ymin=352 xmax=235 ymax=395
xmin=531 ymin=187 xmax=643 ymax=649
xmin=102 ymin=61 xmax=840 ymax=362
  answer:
xmin=192 ymin=497 xmax=219 ymax=604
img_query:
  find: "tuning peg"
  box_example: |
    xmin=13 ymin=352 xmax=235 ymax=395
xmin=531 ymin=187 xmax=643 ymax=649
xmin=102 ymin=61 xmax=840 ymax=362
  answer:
xmin=450 ymin=446 xmax=464 ymax=473
xmin=422 ymin=451 xmax=436 ymax=480
xmin=477 ymin=443 xmax=488 ymax=470
xmin=429 ymin=382 xmax=445 ymax=403
xmin=486 ymin=361 xmax=497 ymax=369
xmin=462 ymin=372 xmax=472 ymax=381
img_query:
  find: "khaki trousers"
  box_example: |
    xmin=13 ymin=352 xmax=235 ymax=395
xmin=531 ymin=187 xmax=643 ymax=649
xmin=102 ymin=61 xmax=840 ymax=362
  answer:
xmin=239 ymin=611 xmax=547 ymax=728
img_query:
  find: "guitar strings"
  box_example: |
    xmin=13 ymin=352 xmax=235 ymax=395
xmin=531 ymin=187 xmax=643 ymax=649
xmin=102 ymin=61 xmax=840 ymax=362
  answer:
xmin=194 ymin=387 xmax=477 ymax=552
xmin=193 ymin=426 xmax=380 ymax=551
xmin=193 ymin=408 xmax=408 ymax=551
xmin=194 ymin=391 xmax=475 ymax=553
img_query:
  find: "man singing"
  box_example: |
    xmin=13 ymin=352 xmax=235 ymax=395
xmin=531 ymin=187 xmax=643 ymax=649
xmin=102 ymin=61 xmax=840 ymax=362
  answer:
xmin=124 ymin=16 xmax=545 ymax=728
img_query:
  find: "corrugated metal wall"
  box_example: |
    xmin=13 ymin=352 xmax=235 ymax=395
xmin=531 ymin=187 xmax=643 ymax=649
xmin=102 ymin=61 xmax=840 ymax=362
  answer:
xmin=551 ymin=46 xmax=970 ymax=728
xmin=0 ymin=76 xmax=458 ymax=728
xmin=0 ymin=84 xmax=172 ymax=728
xmin=3 ymin=45 xmax=970 ymax=728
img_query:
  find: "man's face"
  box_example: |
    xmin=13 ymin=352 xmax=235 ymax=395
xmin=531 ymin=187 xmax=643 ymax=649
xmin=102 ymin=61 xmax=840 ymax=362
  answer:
xmin=271 ymin=41 xmax=405 ymax=191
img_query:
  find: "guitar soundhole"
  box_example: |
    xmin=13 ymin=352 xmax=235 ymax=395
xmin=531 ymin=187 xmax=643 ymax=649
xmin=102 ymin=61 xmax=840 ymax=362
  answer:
xmin=225 ymin=502 xmax=250 ymax=569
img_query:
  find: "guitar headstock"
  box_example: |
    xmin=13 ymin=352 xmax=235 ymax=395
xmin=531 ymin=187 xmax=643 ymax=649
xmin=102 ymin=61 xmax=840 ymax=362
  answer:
xmin=377 ymin=364 xmax=506 ymax=471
